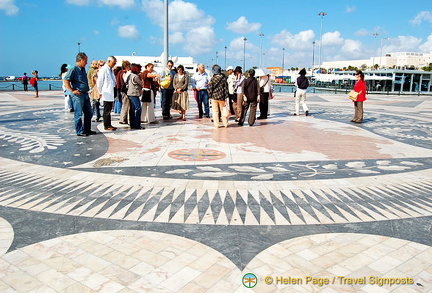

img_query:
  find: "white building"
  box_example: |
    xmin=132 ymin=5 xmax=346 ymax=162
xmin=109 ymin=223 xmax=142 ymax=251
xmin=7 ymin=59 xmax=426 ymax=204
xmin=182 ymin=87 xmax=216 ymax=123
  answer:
xmin=114 ymin=54 xmax=197 ymax=74
xmin=322 ymin=52 xmax=432 ymax=70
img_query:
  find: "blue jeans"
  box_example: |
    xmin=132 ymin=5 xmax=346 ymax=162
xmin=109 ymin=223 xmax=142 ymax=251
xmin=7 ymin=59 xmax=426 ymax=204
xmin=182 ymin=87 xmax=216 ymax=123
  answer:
xmin=92 ymin=99 xmax=101 ymax=119
xmin=72 ymin=93 xmax=93 ymax=134
xmin=161 ymin=88 xmax=174 ymax=117
xmin=197 ymin=90 xmax=209 ymax=117
xmin=128 ymin=96 xmax=142 ymax=129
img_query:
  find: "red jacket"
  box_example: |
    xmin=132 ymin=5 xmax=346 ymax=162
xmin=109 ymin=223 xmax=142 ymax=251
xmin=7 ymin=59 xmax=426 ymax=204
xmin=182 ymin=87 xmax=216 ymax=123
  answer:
xmin=353 ymin=79 xmax=367 ymax=102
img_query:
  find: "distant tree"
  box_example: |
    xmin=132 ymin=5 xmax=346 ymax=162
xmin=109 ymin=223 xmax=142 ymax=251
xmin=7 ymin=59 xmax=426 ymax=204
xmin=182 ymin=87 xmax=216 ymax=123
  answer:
xmin=361 ymin=64 xmax=368 ymax=70
xmin=373 ymin=64 xmax=379 ymax=70
xmin=421 ymin=63 xmax=432 ymax=71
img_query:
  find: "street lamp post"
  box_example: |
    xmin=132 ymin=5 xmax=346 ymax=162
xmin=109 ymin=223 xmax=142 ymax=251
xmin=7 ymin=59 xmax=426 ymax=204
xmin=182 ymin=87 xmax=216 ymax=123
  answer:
xmin=163 ymin=0 xmax=169 ymax=65
xmin=372 ymin=32 xmax=379 ymax=70
xmin=380 ymin=37 xmax=389 ymax=68
xmin=224 ymin=46 xmax=227 ymax=70
xmin=259 ymin=33 xmax=264 ymax=68
xmin=243 ymin=37 xmax=247 ymax=70
xmin=282 ymin=48 xmax=285 ymax=75
xmin=312 ymin=41 xmax=315 ymax=75
xmin=216 ymin=51 xmax=218 ymax=65
xmin=318 ymin=11 xmax=327 ymax=70
xmin=77 ymin=42 xmax=81 ymax=53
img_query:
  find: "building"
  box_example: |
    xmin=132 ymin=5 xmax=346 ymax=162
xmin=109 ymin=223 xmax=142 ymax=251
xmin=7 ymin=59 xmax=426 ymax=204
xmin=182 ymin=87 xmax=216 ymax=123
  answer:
xmin=322 ymin=52 xmax=432 ymax=70
xmin=312 ymin=69 xmax=432 ymax=93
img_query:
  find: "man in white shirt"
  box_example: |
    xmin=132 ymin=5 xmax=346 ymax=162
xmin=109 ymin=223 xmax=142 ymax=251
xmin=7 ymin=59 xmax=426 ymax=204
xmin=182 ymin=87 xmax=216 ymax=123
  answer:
xmin=97 ymin=56 xmax=117 ymax=131
xmin=191 ymin=64 xmax=210 ymax=118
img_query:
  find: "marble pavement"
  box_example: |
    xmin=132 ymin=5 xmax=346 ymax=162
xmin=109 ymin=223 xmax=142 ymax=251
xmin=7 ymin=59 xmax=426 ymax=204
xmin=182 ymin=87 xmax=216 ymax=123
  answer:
xmin=0 ymin=89 xmax=431 ymax=292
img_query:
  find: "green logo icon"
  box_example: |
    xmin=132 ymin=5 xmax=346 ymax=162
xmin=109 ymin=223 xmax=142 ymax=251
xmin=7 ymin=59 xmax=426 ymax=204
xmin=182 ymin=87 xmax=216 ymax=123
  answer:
xmin=242 ymin=273 xmax=257 ymax=288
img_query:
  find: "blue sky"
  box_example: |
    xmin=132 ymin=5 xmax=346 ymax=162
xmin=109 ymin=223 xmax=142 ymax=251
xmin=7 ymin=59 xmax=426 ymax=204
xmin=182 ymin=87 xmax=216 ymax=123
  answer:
xmin=1 ymin=0 xmax=431 ymax=77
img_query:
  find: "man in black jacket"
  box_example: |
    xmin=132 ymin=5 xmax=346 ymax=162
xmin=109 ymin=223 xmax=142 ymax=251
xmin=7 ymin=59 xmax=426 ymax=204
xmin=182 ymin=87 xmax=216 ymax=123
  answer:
xmin=239 ymin=69 xmax=260 ymax=126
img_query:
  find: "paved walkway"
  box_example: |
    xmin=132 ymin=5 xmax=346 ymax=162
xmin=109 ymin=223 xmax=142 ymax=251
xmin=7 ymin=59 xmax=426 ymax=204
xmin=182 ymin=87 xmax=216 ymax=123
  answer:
xmin=0 ymin=90 xmax=431 ymax=292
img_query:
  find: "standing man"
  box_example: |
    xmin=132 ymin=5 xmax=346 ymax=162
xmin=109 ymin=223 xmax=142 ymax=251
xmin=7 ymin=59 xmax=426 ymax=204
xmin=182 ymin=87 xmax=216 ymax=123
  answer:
xmin=226 ymin=66 xmax=236 ymax=116
xmin=97 ymin=56 xmax=118 ymax=131
xmin=22 ymin=73 xmax=29 ymax=91
xmin=63 ymin=52 xmax=96 ymax=136
xmin=239 ymin=69 xmax=260 ymax=126
xmin=294 ymin=68 xmax=309 ymax=116
xmin=191 ymin=64 xmax=210 ymax=118
xmin=160 ymin=60 xmax=176 ymax=119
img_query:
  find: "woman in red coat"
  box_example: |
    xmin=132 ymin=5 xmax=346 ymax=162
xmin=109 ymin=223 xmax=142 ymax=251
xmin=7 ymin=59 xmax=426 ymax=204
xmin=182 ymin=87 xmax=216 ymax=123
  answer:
xmin=351 ymin=70 xmax=367 ymax=123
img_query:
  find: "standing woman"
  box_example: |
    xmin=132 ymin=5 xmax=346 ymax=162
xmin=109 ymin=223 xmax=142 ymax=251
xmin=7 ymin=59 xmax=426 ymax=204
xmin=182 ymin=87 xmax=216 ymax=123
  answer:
xmin=141 ymin=63 xmax=160 ymax=124
xmin=31 ymin=70 xmax=39 ymax=98
xmin=351 ymin=70 xmax=367 ymax=123
xmin=258 ymin=73 xmax=271 ymax=119
xmin=172 ymin=65 xmax=189 ymax=121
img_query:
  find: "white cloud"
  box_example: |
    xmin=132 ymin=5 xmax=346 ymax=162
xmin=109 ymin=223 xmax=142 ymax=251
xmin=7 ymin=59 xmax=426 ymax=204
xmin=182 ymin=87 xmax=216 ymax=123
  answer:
xmin=346 ymin=6 xmax=356 ymax=13
xmin=322 ymin=31 xmax=344 ymax=47
xmin=272 ymin=29 xmax=315 ymax=50
xmin=226 ymin=16 xmax=261 ymax=34
xmin=99 ymin=0 xmax=135 ymax=9
xmin=170 ymin=31 xmax=184 ymax=44
xmin=0 ymin=0 xmax=19 ymax=15
xmin=355 ymin=29 xmax=370 ymax=37
xmin=141 ymin=0 xmax=218 ymax=56
xmin=419 ymin=33 xmax=432 ymax=53
xmin=118 ymin=25 xmax=140 ymax=40
xmin=410 ymin=11 xmax=432 ymax=25
xmin=66 ymin=0 xmax=91 ymax=5
xmin=67 ymin=0 xmax=134 ymax=8
xmin=184 ymin=26 xmax=218 ymax=55
xmin=340 ymin=39 xmax=365 ymax=58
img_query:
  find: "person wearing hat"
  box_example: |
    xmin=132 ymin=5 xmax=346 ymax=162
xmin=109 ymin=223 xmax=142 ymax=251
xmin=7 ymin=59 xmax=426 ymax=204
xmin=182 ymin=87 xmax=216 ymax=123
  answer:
xmin=208 ymin=65 xmax=229 ymax=127
xmin=238 ymin=69 xmax=260 ymax=126
xmin=226 ymin=66 xmax=236 ymax=116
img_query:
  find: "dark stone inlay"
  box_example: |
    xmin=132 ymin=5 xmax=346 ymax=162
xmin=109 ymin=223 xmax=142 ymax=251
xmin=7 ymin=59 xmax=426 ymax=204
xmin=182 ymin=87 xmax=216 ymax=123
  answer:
xmin=259 ymin=192 xmax=276 ymax=224
xmin=197 ymin=191 xmax=210 ymax=223
xmin=169 ymin=190 xmax=185 ymax=221
xmin=153 ymin=189 xmax=174 ymax=220
xmin=235 ymin=192 xmax=247 ymax=224
xmin=210 ymin=192 xmax=222 ymax=224
xmin=184 ymin=190 xmax=197 ymax=222
xmin=223 ymin=192 xmax=235 ymax=223
xmin=74 ymin=158 xmax=432 ymax=182
xmin=270 ymin=192 xmax=291 ymax=224
xmin=247 ymin=192 xmax=261 ymax=224
xmin=1 ymin=205 xmax=431 ymax=271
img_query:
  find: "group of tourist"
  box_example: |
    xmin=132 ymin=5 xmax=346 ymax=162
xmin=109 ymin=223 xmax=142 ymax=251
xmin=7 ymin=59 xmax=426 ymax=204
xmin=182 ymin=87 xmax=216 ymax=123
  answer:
xmin=61 ymin=52 xmax=367 ymax=137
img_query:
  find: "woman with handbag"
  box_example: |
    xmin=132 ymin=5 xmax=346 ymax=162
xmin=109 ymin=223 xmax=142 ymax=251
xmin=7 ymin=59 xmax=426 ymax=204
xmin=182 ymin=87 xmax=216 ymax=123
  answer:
xmin=351 ymin=70 xmax=367 ymax=123
xmin=141 ymin=63 xmax=160 ymax=124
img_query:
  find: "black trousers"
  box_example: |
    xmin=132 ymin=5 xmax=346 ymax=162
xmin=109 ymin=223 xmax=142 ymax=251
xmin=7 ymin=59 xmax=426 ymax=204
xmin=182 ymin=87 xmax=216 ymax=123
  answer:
xmin=103 ymin=101 xmax=114 ymax=128
xmin=259 ymin=92 xmax=269 ymax=118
